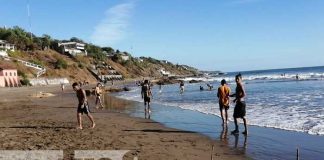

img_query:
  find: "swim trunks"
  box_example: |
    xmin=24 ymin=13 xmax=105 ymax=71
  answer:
xmin=233 ymin=101 xmax=246 ymax=118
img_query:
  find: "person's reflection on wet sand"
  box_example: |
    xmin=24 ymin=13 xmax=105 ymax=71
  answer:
xmin=145 ymin=111 xmax=151 ymax=119
xmin=220 ymin=125 xmax=229 ymax=145
xmin=233 ymin=134 xmax=248 ymax=152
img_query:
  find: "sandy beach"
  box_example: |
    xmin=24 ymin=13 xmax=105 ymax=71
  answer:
xmin=0 ymin=85 xmax=248 ymax=160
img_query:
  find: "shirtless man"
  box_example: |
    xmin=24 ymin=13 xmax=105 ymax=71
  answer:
xmin=95 ymin=83 xmax=104 ymax=109
xmin=72 ymin=82 xmax=95 ymax=129
xmin=141 ymin=80 xmax=152 ymax=114
xmin=230 ymin=73 xmax=248 ymax=135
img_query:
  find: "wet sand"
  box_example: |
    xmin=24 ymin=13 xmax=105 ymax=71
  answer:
xmin=0 ymin=85 xmax=248 ymax=160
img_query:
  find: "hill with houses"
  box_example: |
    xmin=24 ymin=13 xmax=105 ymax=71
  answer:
xmin=0 ymin=26 xmax=198 ymax=86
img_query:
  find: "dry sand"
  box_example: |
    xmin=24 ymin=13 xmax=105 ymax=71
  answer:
xmin=0 ymin=85 xmax=248 ymax=160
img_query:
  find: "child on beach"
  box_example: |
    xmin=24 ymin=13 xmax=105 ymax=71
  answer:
xmin=230 ymin=73 xmax=248 ymax=135
xmin=72 ymin=82 xmax=95 ymax=129
xmin=141 ymin=80 xmax=152 ymax=114
xmin=95 ymin=83 xmax=104 ymax=109
xmin=217 ymin=79 xmax=231 ymax=126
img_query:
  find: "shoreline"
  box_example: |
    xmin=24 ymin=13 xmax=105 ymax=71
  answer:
xmin=111 ymin=87 xmax=324 ymax=160
xmin=0 ymin=85 xmax=247 ymax=160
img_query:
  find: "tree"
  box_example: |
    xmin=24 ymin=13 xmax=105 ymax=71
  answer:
xmin=86 ymin=44 xmax=105 ymax=61
xmin=41 ymin=34 xmax=51 ymax=50
xmin=102 ymin=47 xmax=114 ymax=54
xmin=70 ymin=37 xmax=84 ymax=43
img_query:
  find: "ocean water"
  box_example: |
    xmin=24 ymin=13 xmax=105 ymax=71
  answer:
xmin=115 ymin=66 xmax=324 ymax=136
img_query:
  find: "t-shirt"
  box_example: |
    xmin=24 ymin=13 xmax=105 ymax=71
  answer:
xmin=218 ymin=85 xmax=231 ymax=106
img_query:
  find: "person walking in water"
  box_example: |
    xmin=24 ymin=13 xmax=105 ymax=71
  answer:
xmin=217 ymin=79 xmax=231 ymax=126
xmin=95 ymin=83 xmax=104 ymax=109
xmin=180 ymin=81 xmax=185 ymax=94
xmin=230 ymin=73 xmax=248 ymax=135
xmin=141 ymin=80 xmax=152 ymax=114
xmin=72 ymin=82 xmax=95 ymax=129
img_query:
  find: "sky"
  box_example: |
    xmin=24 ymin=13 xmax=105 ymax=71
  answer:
xmin=0 ymin=0 xmax=324 ymax=72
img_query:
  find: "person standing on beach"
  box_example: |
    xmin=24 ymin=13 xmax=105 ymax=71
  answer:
xmin=95 ymin=83 xmax=104 ymax=109
xmin=230 ymin=73 xmax=248 ymax=135
xmin=180 ymin=81 xmax=185 ymax=94
xmin=61 ymin=83 xmax=65 ymax=92
xmin=217 ymin=79 xmax=231 ymax=126
xmin=72 ymin=82 xmax=95 ymax=129
xmin=141 ymin=80 xmax=152 ymax=114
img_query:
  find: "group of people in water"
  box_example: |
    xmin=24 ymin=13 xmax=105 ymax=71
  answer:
xmin=70 ymin=73 xmax=248 ymax=136
xmin=138 ymin=73 xmax=248 ymax=135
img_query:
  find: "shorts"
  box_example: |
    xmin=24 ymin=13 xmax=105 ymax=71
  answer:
xmin=233 ymin=101 xmax=246 ymax=118
xmin=77 ymin=102 xmax=90 ymax=115
xmin=219 ymin=103 xmax=229 ymax=111
xmin=144 ymin=96 xmax=151 ymax=103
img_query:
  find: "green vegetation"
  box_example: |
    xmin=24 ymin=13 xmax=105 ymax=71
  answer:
xmin=7 ymin=50 xmax=24 ymax=58
xmin=18 ymin=70 xmax=31 ymax=86
xmin=55 ymin=58 xmax=68 ymax=69
xmin=86 ymin=44 xmax=106 ymax=61
xmin=29 ymin=59 xmax=43 ymax=66
xmin=0 ymin=26 xmax=198 ymax=81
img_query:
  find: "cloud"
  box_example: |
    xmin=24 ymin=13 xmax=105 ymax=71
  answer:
xmin=91 ymin=2 xmax=135 ymax=46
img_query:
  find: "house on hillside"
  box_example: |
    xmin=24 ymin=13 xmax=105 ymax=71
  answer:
xmin=0 ymin=67 xmax=20 ymax=87
xmin=58 ymin=42 xmax=87 ymax=56
xmin=103 ymin=51 xmax=115 ymax=58
xmin=160 ymin=68 xmax=171 ymax=77
xmin=120 ymin=53 xmax=130 ymax=61
xmin=0 ymin=40 xmax=15 ymax=57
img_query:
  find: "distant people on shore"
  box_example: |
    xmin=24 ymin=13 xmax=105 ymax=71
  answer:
xmin=72 ymin=82 xmax=95 ymax=129
xmin=95 ymin=83 xmax=104 ymax=109
xmin=230 ymin=73 xmax=248 ymax=135
xmin=217 ymin=79 xmax=231 ymax=126
xmin=207 ymin=83 xmax=213 ymax=90
xmin=141 ymin=80 xmax=152 ymax=118
xmin=180 ymin=81 xmax=185 ymax=94
xmin=61 ymin=83 xmax=65 ymax=92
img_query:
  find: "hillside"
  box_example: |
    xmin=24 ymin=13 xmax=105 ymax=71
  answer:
xmin=0 ymin=49 xmax=198 ymax=84
xmin=0 ymin=26 xmax=199 ymax=84
xmin=106 ymin=56 xmax=198 ymax=78
xmin=0 ymin=49 xmax=98 ymax=83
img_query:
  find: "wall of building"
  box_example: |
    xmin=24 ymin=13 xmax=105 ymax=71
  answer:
xmin=30 ymin=78 xmax=69 ymax=86
xmin=0 ymin=69 xmax=19 ymax=87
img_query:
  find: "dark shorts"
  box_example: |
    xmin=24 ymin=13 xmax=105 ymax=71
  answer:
xmin=219 ymin=103 xmax=229 ymax=111
xmin=144 ymin=96 xmax=151 ymax=103
xmin=77 ymin=102 xmax=90 ymax=115
xmin=233 ymin=101 xmax=246 ymax=118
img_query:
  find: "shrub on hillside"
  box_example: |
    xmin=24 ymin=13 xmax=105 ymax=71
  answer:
xmin=55 ymin=58 xmax=68 ymax=69
xmin=7 ymin=50 xmax=24 ymax=58
xmin=78 ymin=62 xmax=84 ymax=69
xmin=29 ymin=59 xmax=43 ymax=66
xmin=20 ymin=78 xmax=31 ymax=86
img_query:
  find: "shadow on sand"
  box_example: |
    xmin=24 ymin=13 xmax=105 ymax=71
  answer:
xmin=123 ymin=129 xmax=196 ymax=134
xmin=0 ymin=126 xmax=74 ymax=129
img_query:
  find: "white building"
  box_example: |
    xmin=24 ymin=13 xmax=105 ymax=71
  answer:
xmin=58 ymin=42 xmax=87 ymax=56
xmin=160 ymin=68 xmax=171 ymax=77
xmin=120 ymin=53 xmax=130 ymax=61
xmin=0 ymin=40 xmax=15 ymax=57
